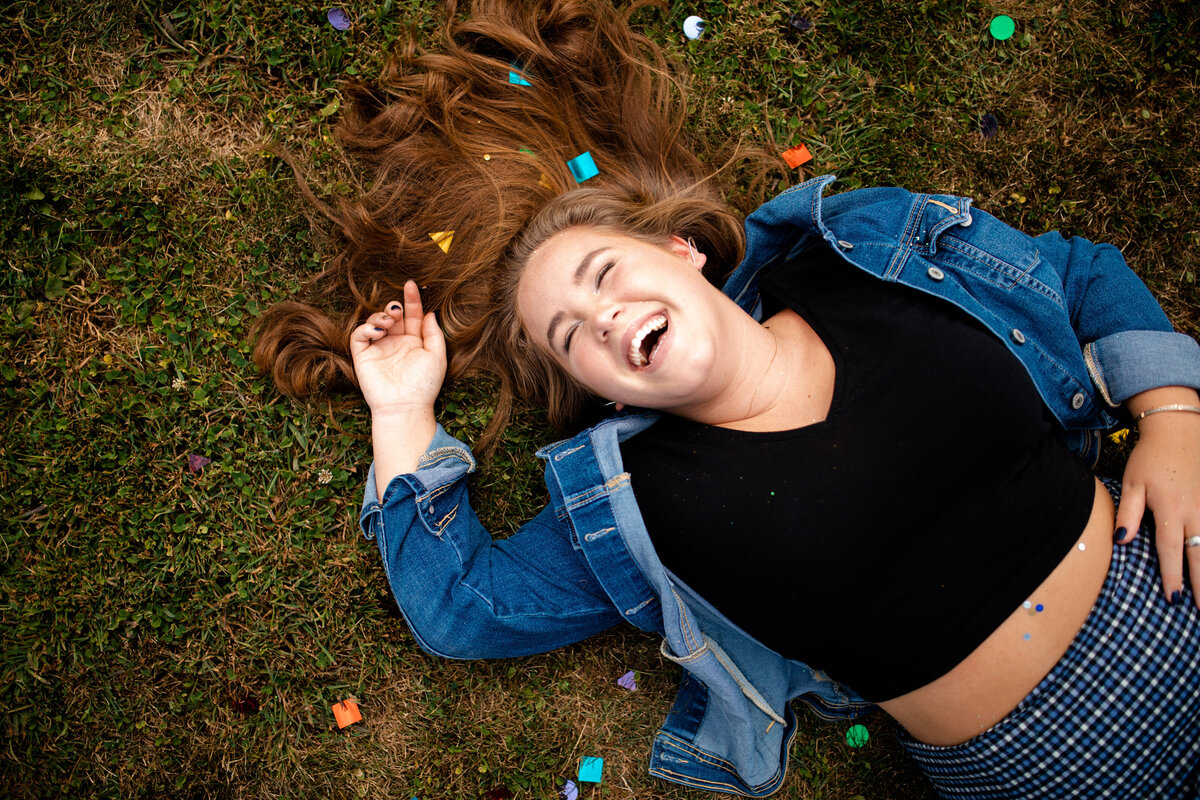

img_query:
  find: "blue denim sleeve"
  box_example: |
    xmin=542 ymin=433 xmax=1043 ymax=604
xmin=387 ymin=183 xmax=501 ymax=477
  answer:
xmin=358 ymin=425 xmax=622 ymax=659
xmin=1030 ymin=229 xmax=1200 ymax=405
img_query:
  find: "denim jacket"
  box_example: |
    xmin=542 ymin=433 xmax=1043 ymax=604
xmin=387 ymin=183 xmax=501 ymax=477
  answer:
xmin=358 ymin=176 xmax=1200 ymax=796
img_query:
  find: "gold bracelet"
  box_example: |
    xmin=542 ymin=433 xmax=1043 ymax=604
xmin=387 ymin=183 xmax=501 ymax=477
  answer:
xmin=1134 ymin=403 xmax=1200 ymax=422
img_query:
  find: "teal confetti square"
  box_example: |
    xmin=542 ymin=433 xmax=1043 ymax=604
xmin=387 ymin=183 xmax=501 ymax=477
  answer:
xmin=578 ymin=756 xmax=604 ymax=782
xmin=508 ymin=70 xmax=532 ymax=86
xmin=567 ymin=151 xmax=598 ymax=183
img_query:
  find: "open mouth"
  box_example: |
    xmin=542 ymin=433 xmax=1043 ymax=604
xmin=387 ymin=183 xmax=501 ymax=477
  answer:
xmin=628 ymin=314 xmax=668 ymax=368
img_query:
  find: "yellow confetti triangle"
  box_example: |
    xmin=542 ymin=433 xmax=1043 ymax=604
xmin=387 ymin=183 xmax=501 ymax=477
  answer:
xmin=1107 ymin=428 xmax=1130 ymax=444
xmin=428 ymin=231 xmax=454 ymax=253
xmin=539 ymin=173 xmax=552 ymax=189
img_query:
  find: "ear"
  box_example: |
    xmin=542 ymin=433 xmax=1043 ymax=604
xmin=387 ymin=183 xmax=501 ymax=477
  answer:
xmin=667 ymin=235 xmax=707 ymax=271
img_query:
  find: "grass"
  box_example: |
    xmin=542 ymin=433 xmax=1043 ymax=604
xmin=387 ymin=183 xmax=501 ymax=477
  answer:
xmin=1 ymin=0 xmax=1197 ymax=798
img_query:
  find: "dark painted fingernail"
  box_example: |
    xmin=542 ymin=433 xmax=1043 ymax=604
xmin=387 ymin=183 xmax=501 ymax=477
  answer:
xmin=390 ymin=304 xmax=401 ymax=311
xmin=373 ymin=326 xmax=384 ymax=331
xmin=1113 ymin=527 xmax=1127 ymax=543
xmin=1170 ymin=590 xmax=1182 ymax=606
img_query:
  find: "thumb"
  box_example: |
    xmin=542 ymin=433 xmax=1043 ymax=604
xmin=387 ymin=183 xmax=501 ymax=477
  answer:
xmin=1113 ymin=478 xmax=1146 ymax=545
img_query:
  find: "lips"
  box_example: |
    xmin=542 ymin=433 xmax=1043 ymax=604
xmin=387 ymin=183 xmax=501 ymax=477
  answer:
xmin=623 ymin=311 xmax=669 ymax=369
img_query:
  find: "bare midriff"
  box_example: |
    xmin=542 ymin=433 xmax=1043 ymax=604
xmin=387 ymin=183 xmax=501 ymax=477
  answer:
xmin=877 ymin=477 xmax=1115 ymax=746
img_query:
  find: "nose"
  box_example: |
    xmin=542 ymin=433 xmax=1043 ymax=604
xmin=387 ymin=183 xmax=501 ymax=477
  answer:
xmin=589 ymin=300 xmax=620 ymax=339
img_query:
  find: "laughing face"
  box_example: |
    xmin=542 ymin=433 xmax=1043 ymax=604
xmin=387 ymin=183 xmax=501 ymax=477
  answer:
xmin=517 ymin=227 xmax=744 ymax=414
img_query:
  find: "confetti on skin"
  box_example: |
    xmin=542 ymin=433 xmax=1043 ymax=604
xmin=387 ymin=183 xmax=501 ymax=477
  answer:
xmin=332 ymin=698 xmax=362 ymax=728
xmin=1079 ymin=543 xmax=1087 ymax=551
xmin=989 ymin=15 xmax=1015 ymax=41
xmin=187 ymin=454 xmax=211 ymax=473
xmin=567 ymin=151 xmax=598 ymax=183
xmin=683 ymin=15 xmax=706 ymax=39
xmin=428 ymin=231 xmax=454 ymax=253
xmin=846 ymin=724 xmax=870 ymax=747
xmin=618 ymin=670 xmax=637 ymax=691
xmin=1023 ymin=601 xmax=1032 ymax=609
xmin=578 ymin=756 xmax=604 ymax=783
xmin=558 ymin=780 xmax=579 ymax=800
xmin=327 ymin=8 xmax=351 ymax=30
xmin=1036 ymin=604 xmax=1044 ymax=612
xmin=979 ymin=113 xmax=1000 ymax=138
xmin=1024 ymin=633 xmax=1032 ymax=641
xmin=782 ymin=144 xmax=813 ymax=168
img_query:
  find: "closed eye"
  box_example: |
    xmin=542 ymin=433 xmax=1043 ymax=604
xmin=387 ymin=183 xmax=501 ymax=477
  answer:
xmin=594 ymin=261 xmax=614 ymax=292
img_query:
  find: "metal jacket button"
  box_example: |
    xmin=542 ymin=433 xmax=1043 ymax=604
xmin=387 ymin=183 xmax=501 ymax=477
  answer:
xmin=1010 ymin=328 xmax=1026 ymax=344
xmin=927 ymin=266 xmax=945 ymax=281
xmin=1071 ymin=393 xmax=1086 ymax=410
xmin=960 ymin=214 xmax=973 ymax=226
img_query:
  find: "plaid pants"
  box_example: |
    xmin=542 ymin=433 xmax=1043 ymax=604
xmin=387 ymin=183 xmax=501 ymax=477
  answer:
xmin=897 ymin=479 xmax=1200 ymax=799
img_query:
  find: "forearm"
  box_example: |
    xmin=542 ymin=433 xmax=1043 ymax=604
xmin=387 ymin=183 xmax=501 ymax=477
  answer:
xmin=1127 ymin=385 xmax=1200 ymax=425
xmin=372 ymin=406 xmax=438 ymax=497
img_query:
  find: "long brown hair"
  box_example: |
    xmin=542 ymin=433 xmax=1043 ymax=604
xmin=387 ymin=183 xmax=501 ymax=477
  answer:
xmin=253 ymin=0 xmax=777 ymax=453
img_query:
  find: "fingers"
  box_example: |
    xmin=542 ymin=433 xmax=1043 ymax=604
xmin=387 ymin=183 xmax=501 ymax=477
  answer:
xmin=403 ymin=280 xmax=424 ymax=338
xmin=422 ymin=309 xmax=445 ymax=360
xmin=1188 ymin=537 xmax=1200 ymax=611
xmin=1155 ymin=517 xmax=1186 ymax=606
xmin=349 ymin=319 xmax=389 ymax=359
xmin=1113 ymin=478 xmax=1146 ymax=545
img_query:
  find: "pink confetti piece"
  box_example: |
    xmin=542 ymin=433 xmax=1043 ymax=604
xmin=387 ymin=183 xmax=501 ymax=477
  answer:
xmin=326 ymin=8 xmax=351 ymax=30
xmin=187 ymin=454 xmax=211 ymax=473
xmin=617 ymin=670 xmax=637 ymax=691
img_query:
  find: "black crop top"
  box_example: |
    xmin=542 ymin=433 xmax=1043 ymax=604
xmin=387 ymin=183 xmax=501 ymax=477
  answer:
xmin=619 ymin=246 xmax=1095 ymax=702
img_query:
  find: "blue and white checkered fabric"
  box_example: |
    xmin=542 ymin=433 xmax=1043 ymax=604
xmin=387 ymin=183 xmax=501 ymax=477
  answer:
xmin=897 ymin=479 xmax=1200 ymax=799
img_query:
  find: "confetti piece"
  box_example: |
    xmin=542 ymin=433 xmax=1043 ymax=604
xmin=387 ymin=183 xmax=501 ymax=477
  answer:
xmin=578 ymin=756 xmax=604 ymax=783
xmin=787 ymin=14 xmax=812 ymax=33
xmin=508 ymin=70 xmax=532 ymax=86
xmin=978 ymin=113 xmax=1000 ymax=138
xmin=1036 ymin=604 xmax=1044 ymax=612
xmin=327 ymin=8 xmax=351 ymax=30
xmin=1079 ymin=543 xmax=1086 ymax=551
xmin=557 ymin=780 xmax=579 ymax=800
xmin=567 ymin=151 xmax=598 ymax=183
xmin=1108 ymin=428 xmax=1130 ymax=444
xmin=618 ymin=670 xmax=637 ymax=691
xmin=845 ymin=724 xmax=870 ymax=747
xmin=187 ymin=454 xmax=211 ymax=473
xmin=1023 ymin=633 xmax=1032 ymax=641
xmin=539 ymin=173 xmax=552 ymax=189
xmin=683 ymin=15 xmax=706 ymax=39
xmin=519 ymin=147 xmax=534 ymax=156
xmin=989 ymin=15 xmax=1015 ymax=41
xmin=332 ymin=698 xmax=362 ymax=728
xmin=428 ymin=231 xmax=454 ymax=253
xmin=781 ymin=144 xmax=813 ymax=168
xmin=1023 ymin=600 xmax=1032 ymax=609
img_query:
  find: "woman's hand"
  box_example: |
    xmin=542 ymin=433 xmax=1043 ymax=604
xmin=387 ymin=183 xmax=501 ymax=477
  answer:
xmin=349 ymin=281 xmax=447 ymax=417
xmin=1114 ymin=387 xmax=1200 ymax=609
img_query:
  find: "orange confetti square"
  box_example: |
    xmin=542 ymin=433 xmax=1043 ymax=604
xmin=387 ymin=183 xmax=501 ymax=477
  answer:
xmin=332 ymin=699 xmax=362 ymax=728
xmin=782 ymin=144 xmax=813 ymax=168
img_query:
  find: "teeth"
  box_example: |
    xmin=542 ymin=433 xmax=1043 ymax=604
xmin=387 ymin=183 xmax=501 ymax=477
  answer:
xmin=628 ymin=315 xmax=667 ymax=367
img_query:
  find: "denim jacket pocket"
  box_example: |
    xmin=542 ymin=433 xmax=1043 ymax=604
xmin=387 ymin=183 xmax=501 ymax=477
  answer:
xmin=923 ymin=204 xmax=1054 ymax=299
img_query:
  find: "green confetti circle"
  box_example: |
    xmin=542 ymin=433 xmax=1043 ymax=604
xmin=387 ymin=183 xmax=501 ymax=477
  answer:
xmin=989 ymin=15 xmax=1015 ymax=41
xmin=846 ymin=724 xmax=870 ymax=748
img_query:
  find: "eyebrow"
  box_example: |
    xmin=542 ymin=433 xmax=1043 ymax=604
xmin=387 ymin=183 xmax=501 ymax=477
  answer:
xmin=545 ymin=246 xmax=612 ymax=354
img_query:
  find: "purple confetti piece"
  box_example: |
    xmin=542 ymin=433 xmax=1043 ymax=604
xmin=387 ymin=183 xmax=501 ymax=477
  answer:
xmin=979 ymin=113 xmax=1000 ymax=138
xmin=187 ymin=454 xmax=211 ymax=473
xmin=557 ymin=780 xmax=578 ymax=800
xmin=788 ymin=14 xmax=812 ymax=33
xmin=327 ymin=8 xmax=351 ymax=30
xmin=617 ymin=670 xmax=637 ymax=691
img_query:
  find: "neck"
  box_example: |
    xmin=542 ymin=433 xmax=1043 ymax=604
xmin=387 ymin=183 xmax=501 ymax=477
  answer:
xmin=673 ymin=309 xmax=819 ymax=429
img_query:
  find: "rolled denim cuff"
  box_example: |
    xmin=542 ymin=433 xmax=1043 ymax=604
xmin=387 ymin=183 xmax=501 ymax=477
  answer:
xmin=1085 ymin=331 xmax=1200 ymax=407
xmin=359 ymin=424 xmax=476 ymax=514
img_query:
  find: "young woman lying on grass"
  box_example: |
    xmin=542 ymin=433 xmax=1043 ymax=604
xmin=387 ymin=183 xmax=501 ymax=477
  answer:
xmin=255 ymin=0 xmax=1200 ymax=796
